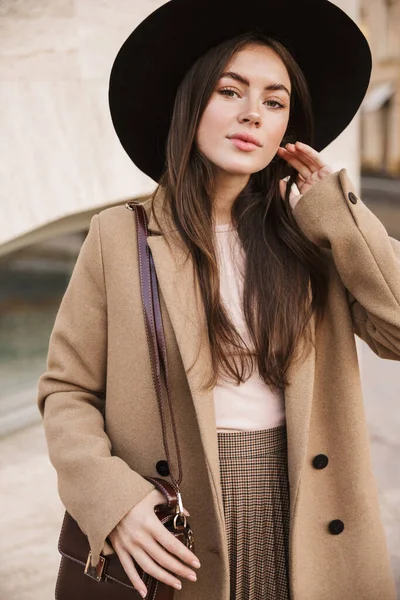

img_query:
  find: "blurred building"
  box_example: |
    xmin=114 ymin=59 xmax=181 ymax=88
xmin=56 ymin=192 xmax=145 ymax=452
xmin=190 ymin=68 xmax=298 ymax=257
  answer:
xmin=360 ymin=0 xmax=400 ymax=176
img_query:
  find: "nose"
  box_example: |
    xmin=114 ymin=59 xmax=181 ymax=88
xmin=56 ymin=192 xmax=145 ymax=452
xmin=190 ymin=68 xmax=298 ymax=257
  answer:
xmin=239 ymin=101 xmax=262 ymax=127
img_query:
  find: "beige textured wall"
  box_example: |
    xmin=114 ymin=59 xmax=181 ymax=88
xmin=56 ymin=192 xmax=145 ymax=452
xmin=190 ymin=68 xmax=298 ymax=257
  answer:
xmin=360 ymin=0 xmax=400 ymax=174
xmin=0 ymin=0 xmax=158 ymax=250
xmin=0 ymin=0 xmax=361 ymax=250
xmin=322 ymin=0 xmax=360 ymax=182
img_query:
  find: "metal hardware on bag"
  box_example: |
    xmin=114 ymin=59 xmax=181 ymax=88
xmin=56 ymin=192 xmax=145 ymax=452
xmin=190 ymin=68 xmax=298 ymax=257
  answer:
xmin=84 ymin=551 xmax=107 ymax=582
xmin=176 ymin=489 xmax=184 ymax=517
xmin=187 ymin=528 xmax=195 ymax=551
xmin=172 ymin=487 xmax=187 ymax=531
xmin=125 ymin=200 xmax=140 ymax=211
xmin=173 ymin=512 xmax=187 ymax=530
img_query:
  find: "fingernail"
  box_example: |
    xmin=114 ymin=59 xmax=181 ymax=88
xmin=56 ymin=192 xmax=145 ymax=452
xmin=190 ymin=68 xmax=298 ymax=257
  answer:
xmin=174 ymin=581 xmax=182 ymax=590
xmin=140 ymin=590 xmax=147 ymax=598
xmin=191 ymin=560 xmax=201 ymax=568
xmin=188 ymin=572 xmax=197 ymax=581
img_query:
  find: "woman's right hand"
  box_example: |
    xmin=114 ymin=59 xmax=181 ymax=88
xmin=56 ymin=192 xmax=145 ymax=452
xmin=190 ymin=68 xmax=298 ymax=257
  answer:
xmin=108 ymin=488 xmax=201 ymax=598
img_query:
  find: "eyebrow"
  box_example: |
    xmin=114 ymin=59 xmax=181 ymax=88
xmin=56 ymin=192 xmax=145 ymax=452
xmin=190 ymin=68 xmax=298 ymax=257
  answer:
xmin=219 ymin=71 xmax=291 ymax=98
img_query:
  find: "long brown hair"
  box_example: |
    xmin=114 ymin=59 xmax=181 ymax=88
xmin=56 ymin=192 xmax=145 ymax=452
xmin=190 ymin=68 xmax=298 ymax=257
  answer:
xmin=151 ymin=31 xmax=329 ymax=392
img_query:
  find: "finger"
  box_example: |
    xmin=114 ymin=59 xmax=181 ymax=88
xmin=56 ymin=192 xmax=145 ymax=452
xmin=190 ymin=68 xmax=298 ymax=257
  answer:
xmin=130 ymin=546 xmax=183 ymax=590
xmin=117 ymin=547 xmax=148 ymax=598
xmin=291 ymin=141 xmax=329 ymax=170
xmin=277 ymin=147 xmax=312 ymax=180
xmin=152 ymin=520 xmax=201 ymax=568
xmin=285 ymin=143 xmax=324 ymax=173
xmin=297 ymin=172 xmax=306 ymax=183
xmin=287 ymin=144 xmax=321 ymax=171
xmin=142 ymin=538 xmax=197 ymax=582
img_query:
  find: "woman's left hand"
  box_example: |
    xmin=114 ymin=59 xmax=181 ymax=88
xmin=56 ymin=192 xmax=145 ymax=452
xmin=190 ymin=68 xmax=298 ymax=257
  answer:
xmin=277 ymin=141 xmax=334 ymax=210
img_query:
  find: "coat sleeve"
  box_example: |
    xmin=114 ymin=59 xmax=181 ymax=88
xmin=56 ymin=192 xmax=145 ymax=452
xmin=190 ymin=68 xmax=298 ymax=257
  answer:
xmin=37 ymin=214 xmax=156 ymax=567
xmin=291 ymin=168 xmax=400 ymax=360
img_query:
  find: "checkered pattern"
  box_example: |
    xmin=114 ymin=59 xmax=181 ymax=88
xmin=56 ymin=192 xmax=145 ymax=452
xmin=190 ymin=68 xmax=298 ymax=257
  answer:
xmin=217 ymin=424 xmax=291 ymax=600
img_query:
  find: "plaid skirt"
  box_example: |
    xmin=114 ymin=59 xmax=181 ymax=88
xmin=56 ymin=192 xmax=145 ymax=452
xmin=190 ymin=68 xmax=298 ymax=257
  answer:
xmin=217 ymin=424 xmax=291 ymax=600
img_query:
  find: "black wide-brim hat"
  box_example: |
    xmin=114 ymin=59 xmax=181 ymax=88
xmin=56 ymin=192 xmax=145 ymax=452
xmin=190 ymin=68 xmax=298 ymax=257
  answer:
xmin=109 ymin=0 xmax=372 ymax=183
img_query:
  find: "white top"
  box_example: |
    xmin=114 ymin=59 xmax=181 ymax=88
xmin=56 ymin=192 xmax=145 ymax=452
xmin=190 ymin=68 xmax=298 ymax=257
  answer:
xmin=213 ymin=222 xmax=286 ymax=432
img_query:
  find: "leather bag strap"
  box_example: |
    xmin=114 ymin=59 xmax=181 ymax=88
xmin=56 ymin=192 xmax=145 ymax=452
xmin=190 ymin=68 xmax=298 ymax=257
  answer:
xmin=126 ymin=201 xmax=183 ymax=489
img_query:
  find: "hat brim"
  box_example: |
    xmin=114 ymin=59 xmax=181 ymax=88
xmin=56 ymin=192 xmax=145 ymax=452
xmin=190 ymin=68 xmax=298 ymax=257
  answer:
xmin=109 ymin=0 xmax=372 ymax=183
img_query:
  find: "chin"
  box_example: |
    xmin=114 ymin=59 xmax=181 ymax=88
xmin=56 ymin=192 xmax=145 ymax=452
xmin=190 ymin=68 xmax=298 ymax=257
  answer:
xmin=215 ymin=161 xmax=261 ymax=176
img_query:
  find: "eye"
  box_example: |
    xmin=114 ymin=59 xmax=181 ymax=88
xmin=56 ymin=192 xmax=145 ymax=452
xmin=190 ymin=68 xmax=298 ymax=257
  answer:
xmin=219 ymin=88 xmax=286 ymax=109
xmin=265 ymin=99 xmax=286 ymax=109
xmin=219 ymin=87 xmax=239 ymax=98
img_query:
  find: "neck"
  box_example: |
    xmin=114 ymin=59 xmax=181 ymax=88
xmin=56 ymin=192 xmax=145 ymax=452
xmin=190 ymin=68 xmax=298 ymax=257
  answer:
xmin=212 ymin=170 xmax=249 ymax=225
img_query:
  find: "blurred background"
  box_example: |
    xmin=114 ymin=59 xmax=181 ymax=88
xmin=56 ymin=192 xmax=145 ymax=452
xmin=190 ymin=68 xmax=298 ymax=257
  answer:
xmin=0 ymin=0 xmax=399 ymax=598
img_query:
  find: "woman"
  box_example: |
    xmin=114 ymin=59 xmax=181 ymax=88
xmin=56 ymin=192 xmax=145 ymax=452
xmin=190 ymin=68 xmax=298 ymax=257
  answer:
xmin=37 ymin=1 xmax=400 ymax=599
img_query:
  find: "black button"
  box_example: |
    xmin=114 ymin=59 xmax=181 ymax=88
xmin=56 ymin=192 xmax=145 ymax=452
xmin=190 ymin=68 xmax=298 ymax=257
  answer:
xmin=156 ymin=460 xmax=170 ymax=476
xmin=348 ymin=192 xmax=358 ymax=204
xmin=328 ymin=519 xmax=344 ymax=535
xmin=313 ymin=454 xmax=329 ymax=469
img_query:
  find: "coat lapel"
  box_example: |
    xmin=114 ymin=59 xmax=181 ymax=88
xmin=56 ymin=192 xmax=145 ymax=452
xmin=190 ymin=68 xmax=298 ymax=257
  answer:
xmin=144 ymin=190 xmax=315 ymax=524
xmin=145 ymin=192 xmax=226 ymax=522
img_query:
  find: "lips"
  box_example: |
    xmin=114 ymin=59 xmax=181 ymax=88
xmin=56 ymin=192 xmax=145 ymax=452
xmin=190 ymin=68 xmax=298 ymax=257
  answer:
xmin=228 ymin=134 xmax=261 ymax=152
xmin=228 ymin=133 xmax=261 ymax=147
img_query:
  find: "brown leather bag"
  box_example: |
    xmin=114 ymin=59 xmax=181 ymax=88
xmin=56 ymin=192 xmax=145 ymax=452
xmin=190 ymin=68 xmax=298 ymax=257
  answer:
xmin=55 ymin=201 xmax=195 ymax=599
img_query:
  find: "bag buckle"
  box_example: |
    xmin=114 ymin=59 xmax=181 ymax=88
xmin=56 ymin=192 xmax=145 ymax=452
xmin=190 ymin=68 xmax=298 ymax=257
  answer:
xmin=84 ymin=551 xmax=107 ymax=582
xmin=125 ymin=201 xmax=140 ymax=211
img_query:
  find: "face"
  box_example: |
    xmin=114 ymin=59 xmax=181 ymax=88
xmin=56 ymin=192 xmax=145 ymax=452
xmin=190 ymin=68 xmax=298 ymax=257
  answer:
xmin=195 ymin=44 xmax=291 ymax=185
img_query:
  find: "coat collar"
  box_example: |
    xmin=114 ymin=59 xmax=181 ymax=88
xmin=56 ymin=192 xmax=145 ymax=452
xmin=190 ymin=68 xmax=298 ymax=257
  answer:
xmin=144 ymin=189 xmax=316 ymax=524
xmin=144 ymin=187 xmax=177 ymax=235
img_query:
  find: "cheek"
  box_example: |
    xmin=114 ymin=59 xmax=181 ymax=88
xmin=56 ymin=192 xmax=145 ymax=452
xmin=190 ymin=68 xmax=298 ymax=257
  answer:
xmin=277 ymin=115 xmax=290 ymax=141
xmin=196 ymin=100 xmax=228 ymax=144
xmin=259 ymin=119 xmax=289 ymax=160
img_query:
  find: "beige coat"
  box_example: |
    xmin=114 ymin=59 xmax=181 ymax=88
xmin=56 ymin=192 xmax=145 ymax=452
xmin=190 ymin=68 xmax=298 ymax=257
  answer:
xmin=37 ymin=168 xmax=399 ymax=600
